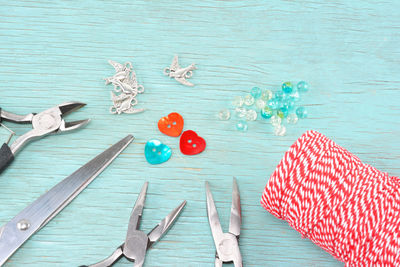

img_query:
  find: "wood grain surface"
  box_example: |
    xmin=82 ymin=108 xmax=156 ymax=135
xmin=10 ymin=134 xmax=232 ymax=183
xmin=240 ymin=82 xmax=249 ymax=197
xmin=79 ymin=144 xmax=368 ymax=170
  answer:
xmin=0 ymin=1 xmax=399 ymax=266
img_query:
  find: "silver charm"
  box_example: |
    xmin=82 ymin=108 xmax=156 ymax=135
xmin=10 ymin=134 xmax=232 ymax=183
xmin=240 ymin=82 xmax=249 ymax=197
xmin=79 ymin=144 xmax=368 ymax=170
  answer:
xmin=105 ymin=60 xmax=145 ymax=115
xmin=164 ymin=55 xmax=197 ymax=86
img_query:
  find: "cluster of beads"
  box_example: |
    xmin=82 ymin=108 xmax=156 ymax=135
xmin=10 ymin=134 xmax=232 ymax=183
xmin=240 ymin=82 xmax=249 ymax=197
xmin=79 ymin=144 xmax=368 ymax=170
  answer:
xmin=218 ymin=81 xmax=309 ymax=136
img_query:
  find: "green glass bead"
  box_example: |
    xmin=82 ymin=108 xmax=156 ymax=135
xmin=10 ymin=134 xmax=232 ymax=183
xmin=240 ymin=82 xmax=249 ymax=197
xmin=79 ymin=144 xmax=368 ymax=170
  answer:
xmin=260 ymin=107 xmax=273 ymax=119
xmin=278 ymin=107 xmax=288 ymax=118
xmin=282 ymin=82 xmax=293 ymax=94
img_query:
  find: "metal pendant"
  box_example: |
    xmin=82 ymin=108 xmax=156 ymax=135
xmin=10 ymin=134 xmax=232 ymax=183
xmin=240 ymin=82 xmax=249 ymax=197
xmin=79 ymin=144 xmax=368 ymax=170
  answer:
xmin=164 ymin=55 xmax=197 ymax=86
xmin=105 ymin=60 xmax=145 ymax=114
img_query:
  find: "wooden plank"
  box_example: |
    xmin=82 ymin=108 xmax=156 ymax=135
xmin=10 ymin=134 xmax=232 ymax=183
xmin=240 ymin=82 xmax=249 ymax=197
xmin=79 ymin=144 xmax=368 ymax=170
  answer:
xmin=0 ymin=0 xmax=399 ymax=266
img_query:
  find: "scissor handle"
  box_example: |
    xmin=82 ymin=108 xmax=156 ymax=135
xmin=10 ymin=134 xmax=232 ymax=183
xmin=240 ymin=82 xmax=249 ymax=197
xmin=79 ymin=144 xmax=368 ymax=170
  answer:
xmin=0 ymin=143 xmax=14 ymax=174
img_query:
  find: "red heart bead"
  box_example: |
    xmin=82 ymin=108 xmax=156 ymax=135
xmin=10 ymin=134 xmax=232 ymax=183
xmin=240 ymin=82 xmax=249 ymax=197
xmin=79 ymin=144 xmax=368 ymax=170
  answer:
xmin=180 ymin=130 xmax=206 ymax=155
xmin=158 ymin=112 xmax=184 ymax=137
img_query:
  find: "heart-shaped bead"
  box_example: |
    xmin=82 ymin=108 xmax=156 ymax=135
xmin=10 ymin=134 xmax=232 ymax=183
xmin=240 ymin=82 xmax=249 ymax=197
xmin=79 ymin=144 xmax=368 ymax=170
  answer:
xmin=145 ymin=139 xmax=172 ymax=164
xmin=158 ymin=112 xmax=184 ymax=137
xmin=179 ymin=130 xmax=206 ymax=155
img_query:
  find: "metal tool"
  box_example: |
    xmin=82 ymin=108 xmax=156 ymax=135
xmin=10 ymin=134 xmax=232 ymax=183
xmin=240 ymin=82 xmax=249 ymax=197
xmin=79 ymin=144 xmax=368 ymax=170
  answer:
xmin=81 ymin=182 xmax=186 ymax=267
xmin=0 ymin=135 xmax=134 ymax=266
xmin=163 ymin=55 xmax=197 ymax=87
xmin=205 ymin=178 xmax=242 ymax=267
xmin=0 ymin=102 xmax=90 ymax=174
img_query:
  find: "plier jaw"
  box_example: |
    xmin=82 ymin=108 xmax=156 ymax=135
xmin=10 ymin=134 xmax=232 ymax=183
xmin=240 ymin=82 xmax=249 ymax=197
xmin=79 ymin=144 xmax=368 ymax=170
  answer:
xmin=0 ymin=102 xmax=89 ymax=173
xmin=206 ymin=178 xmax=243 ymax=267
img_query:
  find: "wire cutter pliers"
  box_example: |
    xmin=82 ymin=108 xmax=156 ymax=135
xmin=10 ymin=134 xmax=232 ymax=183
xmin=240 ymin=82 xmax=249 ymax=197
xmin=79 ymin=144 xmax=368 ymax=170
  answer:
xmin=206 ymin=177 xmax=242 ymax=267
xmin=81 ymin=182 xmax=187 ymax=267
xmin=0 ymin=102 xmax=89 ymax=174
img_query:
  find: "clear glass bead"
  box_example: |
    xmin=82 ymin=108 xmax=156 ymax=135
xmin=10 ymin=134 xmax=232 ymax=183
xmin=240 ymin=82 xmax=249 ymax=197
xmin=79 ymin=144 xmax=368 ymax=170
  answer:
xmin=260 ymin=106 xmax=273 ymax=119
xmin=274 ymin=124 xmax=286 ymax=136
xmin=286 ymin=113 xmax=298 ymax=124
xmin=251 ymin=87 xmax=262 ymax=99
xmin=218 ymin=109 xmax=231 ymax=120
xmin=245 ymin=109 xmax=257 ymax=121
xmin=232 ymin=96 xmax=244 ymax=107
xmin=296 ymin=106 xmax=308 ymax=118
xmin=235 ymin=107 xmax=247 ymax=118
xmin=254 ymin=99 xmax=266 ymax=110
xmin=267 ymin=98 xmax=279 ymax=110
xmin=282 ymin=82 xmax=293 ymax=94
xmin=243 ymin=94 xmax=255 ymax=106
xmin=236 ymin=120 xmax=248 ymax=132
xmin=297 ymin=81 xmax=309 ymax=93
xmin=270 ymin=115 xmax=282 ymax=126
xmin=261 ymin=89 xmax=273 ymax=101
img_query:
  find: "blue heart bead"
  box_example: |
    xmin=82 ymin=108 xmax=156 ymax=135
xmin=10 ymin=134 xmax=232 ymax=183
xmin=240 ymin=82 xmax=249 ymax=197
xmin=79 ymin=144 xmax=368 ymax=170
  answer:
xmin=144 ymin=139 xmax=172 ymax=165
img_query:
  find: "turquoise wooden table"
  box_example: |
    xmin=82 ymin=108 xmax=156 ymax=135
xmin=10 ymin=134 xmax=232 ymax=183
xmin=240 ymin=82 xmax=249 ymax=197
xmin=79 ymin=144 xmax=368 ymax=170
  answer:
xmin=0 ymin=1 xmax=399 ymax=266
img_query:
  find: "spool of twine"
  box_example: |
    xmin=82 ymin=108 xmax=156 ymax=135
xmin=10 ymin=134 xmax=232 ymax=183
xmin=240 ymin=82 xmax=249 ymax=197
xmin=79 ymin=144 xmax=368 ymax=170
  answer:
xmin=261 ymin=130 xmax=399 ymax=266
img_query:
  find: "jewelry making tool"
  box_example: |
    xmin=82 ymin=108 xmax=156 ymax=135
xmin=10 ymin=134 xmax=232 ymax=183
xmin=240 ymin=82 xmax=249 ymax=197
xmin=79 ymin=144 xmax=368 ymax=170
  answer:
xmin=80 ymin=182 xmax=186 ymax=267
xmin=163 ymin=55 xmax=197 ymax=87
xmin=206 ymin=178 xmax=242 ymax=267
xmin=0 ymin=135 xmax=134 ymax=266
xmin=0 ymin=102 xmax=89 ymax=174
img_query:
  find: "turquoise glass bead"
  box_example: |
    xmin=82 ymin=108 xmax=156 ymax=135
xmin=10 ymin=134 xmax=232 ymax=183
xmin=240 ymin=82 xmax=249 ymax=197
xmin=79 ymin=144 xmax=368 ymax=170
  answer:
xmin=297 ymin=81 xmax=309 ymax=93
xmin=288 ymin=92 xmax=301 ymax=102
xmin=275 ymin=91 xmax=285 ymax=101
xmin=267 ymin=98 xmax=279 ymax=110
xmin=296 ymin=106 xmax=308 ymax=118
xmin=283 ymin=98 xmax=295 ymax=111
xmin=261 ymin=106 xmax=273 ymax=119
xmin=236 ymin=120 xmax=248 ymax=132
xmin=282 ymin=82 xmax=293 ymax=94
xmin=251 ymin=87 xmax=262 ymax=99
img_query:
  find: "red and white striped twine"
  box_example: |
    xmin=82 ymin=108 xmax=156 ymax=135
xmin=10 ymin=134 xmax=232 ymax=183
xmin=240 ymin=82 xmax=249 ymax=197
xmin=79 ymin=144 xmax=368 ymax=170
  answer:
xmin=261 ymin=130 xmax=400 ymax=266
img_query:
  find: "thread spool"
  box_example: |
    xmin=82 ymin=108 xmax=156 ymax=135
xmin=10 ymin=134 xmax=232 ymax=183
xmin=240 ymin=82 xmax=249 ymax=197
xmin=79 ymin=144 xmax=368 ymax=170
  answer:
xmin=261 ymin=130 xmax=399 ymax=266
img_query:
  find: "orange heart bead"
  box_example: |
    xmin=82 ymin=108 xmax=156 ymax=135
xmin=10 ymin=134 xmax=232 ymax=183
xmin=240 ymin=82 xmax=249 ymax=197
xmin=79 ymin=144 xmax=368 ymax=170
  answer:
xmin=158 ymin=112 xmax=184 ymax=137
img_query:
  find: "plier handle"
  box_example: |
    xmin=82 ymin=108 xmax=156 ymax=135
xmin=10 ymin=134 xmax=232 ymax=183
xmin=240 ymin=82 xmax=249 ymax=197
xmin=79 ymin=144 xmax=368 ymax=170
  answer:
xmin=0 ymin=102 xmax=89 ymax=174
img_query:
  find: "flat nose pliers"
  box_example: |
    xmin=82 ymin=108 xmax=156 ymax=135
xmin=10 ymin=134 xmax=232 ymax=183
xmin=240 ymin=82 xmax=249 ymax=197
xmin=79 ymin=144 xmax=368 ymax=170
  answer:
xmin=0 ymin=102 xmax=89 ymax=173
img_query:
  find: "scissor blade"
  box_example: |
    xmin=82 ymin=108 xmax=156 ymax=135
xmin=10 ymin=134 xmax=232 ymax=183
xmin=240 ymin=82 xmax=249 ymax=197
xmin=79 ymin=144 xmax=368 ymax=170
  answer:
xmin=0 ymin=135 xmax=134 ymax=266
xmin=229 ymin=177 xmax=241 ymax=237
xmin=147 ymin=200 xmax=186 ymax=248
xmin=125 ymin=182 xmax=148 ymax=243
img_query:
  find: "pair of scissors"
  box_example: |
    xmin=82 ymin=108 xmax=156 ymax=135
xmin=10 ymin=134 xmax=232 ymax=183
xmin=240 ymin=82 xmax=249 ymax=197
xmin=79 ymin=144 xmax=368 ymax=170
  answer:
xmin=81 ymin=181 xmax=186 ymax=267
xmin=206 ymin=178 xmax=242 ymax=267
xmin=0 ymin=102 xmax=90 ymax=174
xmin=0 ymin=135 xmax=134 ymax=266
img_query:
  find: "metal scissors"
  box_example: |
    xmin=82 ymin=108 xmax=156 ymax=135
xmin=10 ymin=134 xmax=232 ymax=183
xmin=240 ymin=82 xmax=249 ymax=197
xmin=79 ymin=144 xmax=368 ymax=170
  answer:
xmin=0 ymin=135 xmax=134 ymax=266
xmin=81 ymin=182 xmax=186 ymax=267
xmin=205 ymin=177 xmax=242 ymax=267
xmin=0 ymin=102 xmax=90 ymax=174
